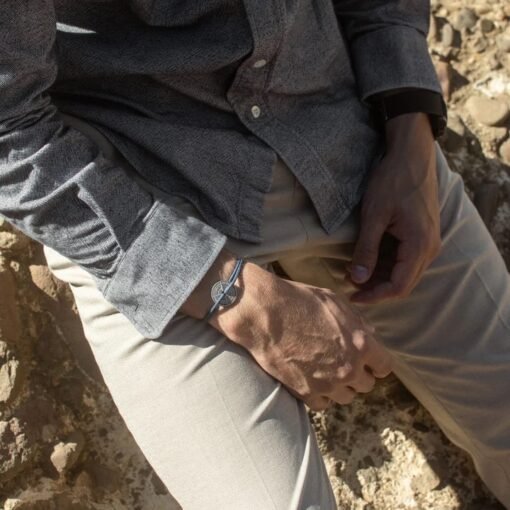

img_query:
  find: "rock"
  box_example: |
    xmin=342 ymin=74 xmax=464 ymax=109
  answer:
xmin=443 ymin=112 xmax=466 ymax=152
xmin=473 ymin=36 xmax=488 ymax=53
xmin=480 ymin=19 xmax=495 ymax=33
xmin=3 ymin=493 xmax=97 ymax=510
xmin=488 ymin=54 xmax=502 ymax=71
xmin=29 ymin=264 xmax=67 ymax=303
xmin=82 ymin=459 xmax=121 ymax=491
xmin=41 ymin=424 xmax=57 ymax=443
xmin=503 ymin=54 xmax=510 ymax=71
xmin=497 ymin=34 xmax=510 ymax=53
xmin=0 ymin=418 xmax=34 ymax=483
xmin=0 ymin=232 xmax=30 ymax=252
xmin=466 ymin=95 xmax=510 ymax=126
xmin=440 ymin=22 xmax=455 ymax=48
xmin=474 ymin=183 xmax=500 ymax=230
xmin=74 ymin=469 xmax=95 ymax=490
xmin=452 ymin=8 xmax=478 ymax=31
xmin=428 ymin=15 xmax=439 ymax=44
xmin=434 ymin=60 xmax=453 ymax=100
xmin=0 ymin=358 xmax=21 ymax=404
xmin=486 ymin=126 xmax=508 ymax=144
xmin=0 ymin=266 xmax=21 ymax=345
xmin=500 ymin=138 xmax=510 ymax=164
xmin=50 ymin=430 xmax=86 ymax=474
xmin=504 ymin=181 xmax=510 ymax=201
xmin=411 ymin=463 xmax=441 ymax=493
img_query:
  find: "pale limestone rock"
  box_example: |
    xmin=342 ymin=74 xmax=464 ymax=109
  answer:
xmin=466 ymin=95 xmax=510 ymax=126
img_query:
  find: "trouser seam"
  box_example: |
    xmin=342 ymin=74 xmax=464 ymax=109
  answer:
xmin=395 ymin=353 xmax=510 ymax=491
xmin=393 ymin=232 xmax=510 ymax=493
xmin=205 ymin=361 xmax=279 ymax=510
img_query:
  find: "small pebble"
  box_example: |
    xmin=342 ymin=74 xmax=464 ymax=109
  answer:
xmin=452 ymin=8 xmax=478 ymax=31
xmin=488 ymin=54 xmax=502 ymax=70
xmin=497 ymin=34 xmax=510 ymax=53
xmin=50 ymin=430 xmax=86 ymax=474
xmin=473 ymin=36 xmax=488 ymax=53
xmin=480 ymin=19 xmax=495 ymax=33
xmin=441 ymin=23 xmax=455 ymax=48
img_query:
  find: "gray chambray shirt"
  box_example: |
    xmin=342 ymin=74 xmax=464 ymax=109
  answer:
xmin=0 ymin=1 xmax=441 ymax=338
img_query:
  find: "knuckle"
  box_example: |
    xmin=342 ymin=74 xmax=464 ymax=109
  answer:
xmin=354 ymin=334 xmax=370 ymax=355
xmin=337 ymin=363 xmax=355 ymax=382
xmin=307 ymin=397 xmax=329 ymax=412
xmin=375 ymin=359 xmax=394 ymax=378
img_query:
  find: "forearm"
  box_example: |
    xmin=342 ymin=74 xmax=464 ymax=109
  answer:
xmin=180 ymin=249 xmax=276 ymax=351
xmin=385 ymin=112 xmax=435 ymax=150
xmin=0 ymin=1 xmax=227 ymax=339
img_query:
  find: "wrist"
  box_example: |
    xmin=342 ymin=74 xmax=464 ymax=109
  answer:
xmin=211 ymin=261 xmax=277 ymax=351
xmin=180 ymin=249 xmax=239 ymax=320
xmin=385 ymin=112 xmax=434 ymax=152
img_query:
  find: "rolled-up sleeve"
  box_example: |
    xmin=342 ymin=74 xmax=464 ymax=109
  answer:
xmin=0 ymin=1 xmax=226 ymax=338
xmin=333 ymin=0 xmax=442 ymax=102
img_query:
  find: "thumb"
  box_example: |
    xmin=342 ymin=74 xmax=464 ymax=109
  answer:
xmin=350 ymin=219 xmax=386 ymax=284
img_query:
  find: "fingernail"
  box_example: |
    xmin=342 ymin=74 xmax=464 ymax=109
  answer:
xmin=351 ymin=265 xmax=369 ymax=283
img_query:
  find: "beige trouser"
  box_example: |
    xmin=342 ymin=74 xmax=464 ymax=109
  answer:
xmin=44 ymin=115 xmax=510 ymax=509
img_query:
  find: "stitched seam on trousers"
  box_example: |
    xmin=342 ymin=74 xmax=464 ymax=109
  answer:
xmin=395 ymin=354 xmax=510 ymax=491
xmin=398 ymin=233 xmax=510 ymax=490
xmin=205 ymin=362 xmax=278 ymax=510
xmin=451 ymin=236 xmax=510 ymax=331
xmin=449 ymin=233 xmax=510 ymax=485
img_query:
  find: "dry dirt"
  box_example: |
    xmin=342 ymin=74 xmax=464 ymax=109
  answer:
xmin=1 ymin=1 xmax=509 ymax=508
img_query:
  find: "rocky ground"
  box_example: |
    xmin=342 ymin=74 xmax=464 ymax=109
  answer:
xmin=1 ymin=1 xmax=509 ymax=509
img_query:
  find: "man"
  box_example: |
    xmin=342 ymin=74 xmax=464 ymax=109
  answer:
xmin=1 ymin=1 xmax=509 ymax=508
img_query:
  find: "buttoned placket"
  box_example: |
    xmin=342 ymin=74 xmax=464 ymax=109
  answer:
xmin=227 ymin=1 xmax=283 ymax=125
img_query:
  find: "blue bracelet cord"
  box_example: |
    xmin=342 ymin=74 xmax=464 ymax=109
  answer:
xmin=204 ymin=258 xmax=244 ymax=321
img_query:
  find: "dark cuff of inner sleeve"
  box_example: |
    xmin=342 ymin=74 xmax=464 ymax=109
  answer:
xmin=368 ymin=89 xmax=448 ymax=139
xmin=94 ymin=198 xmax=227 ymax=339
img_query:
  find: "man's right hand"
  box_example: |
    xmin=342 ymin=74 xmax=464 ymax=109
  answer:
xmin=207 ymin=255 xmax=393 ymax=411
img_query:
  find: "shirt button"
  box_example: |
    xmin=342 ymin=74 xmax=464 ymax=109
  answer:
xmin=251 ymin=105 xmax=261 ymax=118
xmin=253 ymin=59 xmax=267 ymax=68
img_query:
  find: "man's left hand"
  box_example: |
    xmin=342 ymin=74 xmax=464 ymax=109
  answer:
xmin=348 ymin=112 xmax=441 ymax=304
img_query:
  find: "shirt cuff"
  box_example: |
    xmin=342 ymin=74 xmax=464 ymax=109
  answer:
xmin=349 ymin=25 xmax=442 ymax=103
xmin=94 ymin=198 xmax=227 ymax=339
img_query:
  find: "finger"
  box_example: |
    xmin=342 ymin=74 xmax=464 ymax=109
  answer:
xmin=284 ymin=386 xmax=332 ymax=412
xmin=329 ymin=385 xmax=357 ymax=405
xmin=304 ymin=395 xmax=332 ymax=412
xmin=363 ymin=341 xmax=393 ymax=379
xmin=349 ymin=368 xmax=376 ymax=393
xmin=351 ymin=239 xmax=424 ymax=304
xmin=350 ymin=216 xmax=388 ymax=285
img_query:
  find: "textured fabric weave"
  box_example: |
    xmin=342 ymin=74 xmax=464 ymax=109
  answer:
xmin=0 ymin=1 xmax=441 ymax=337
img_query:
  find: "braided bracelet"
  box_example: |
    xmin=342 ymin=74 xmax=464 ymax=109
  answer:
xmin=204 ymin=257 xmax=244 ymax=321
